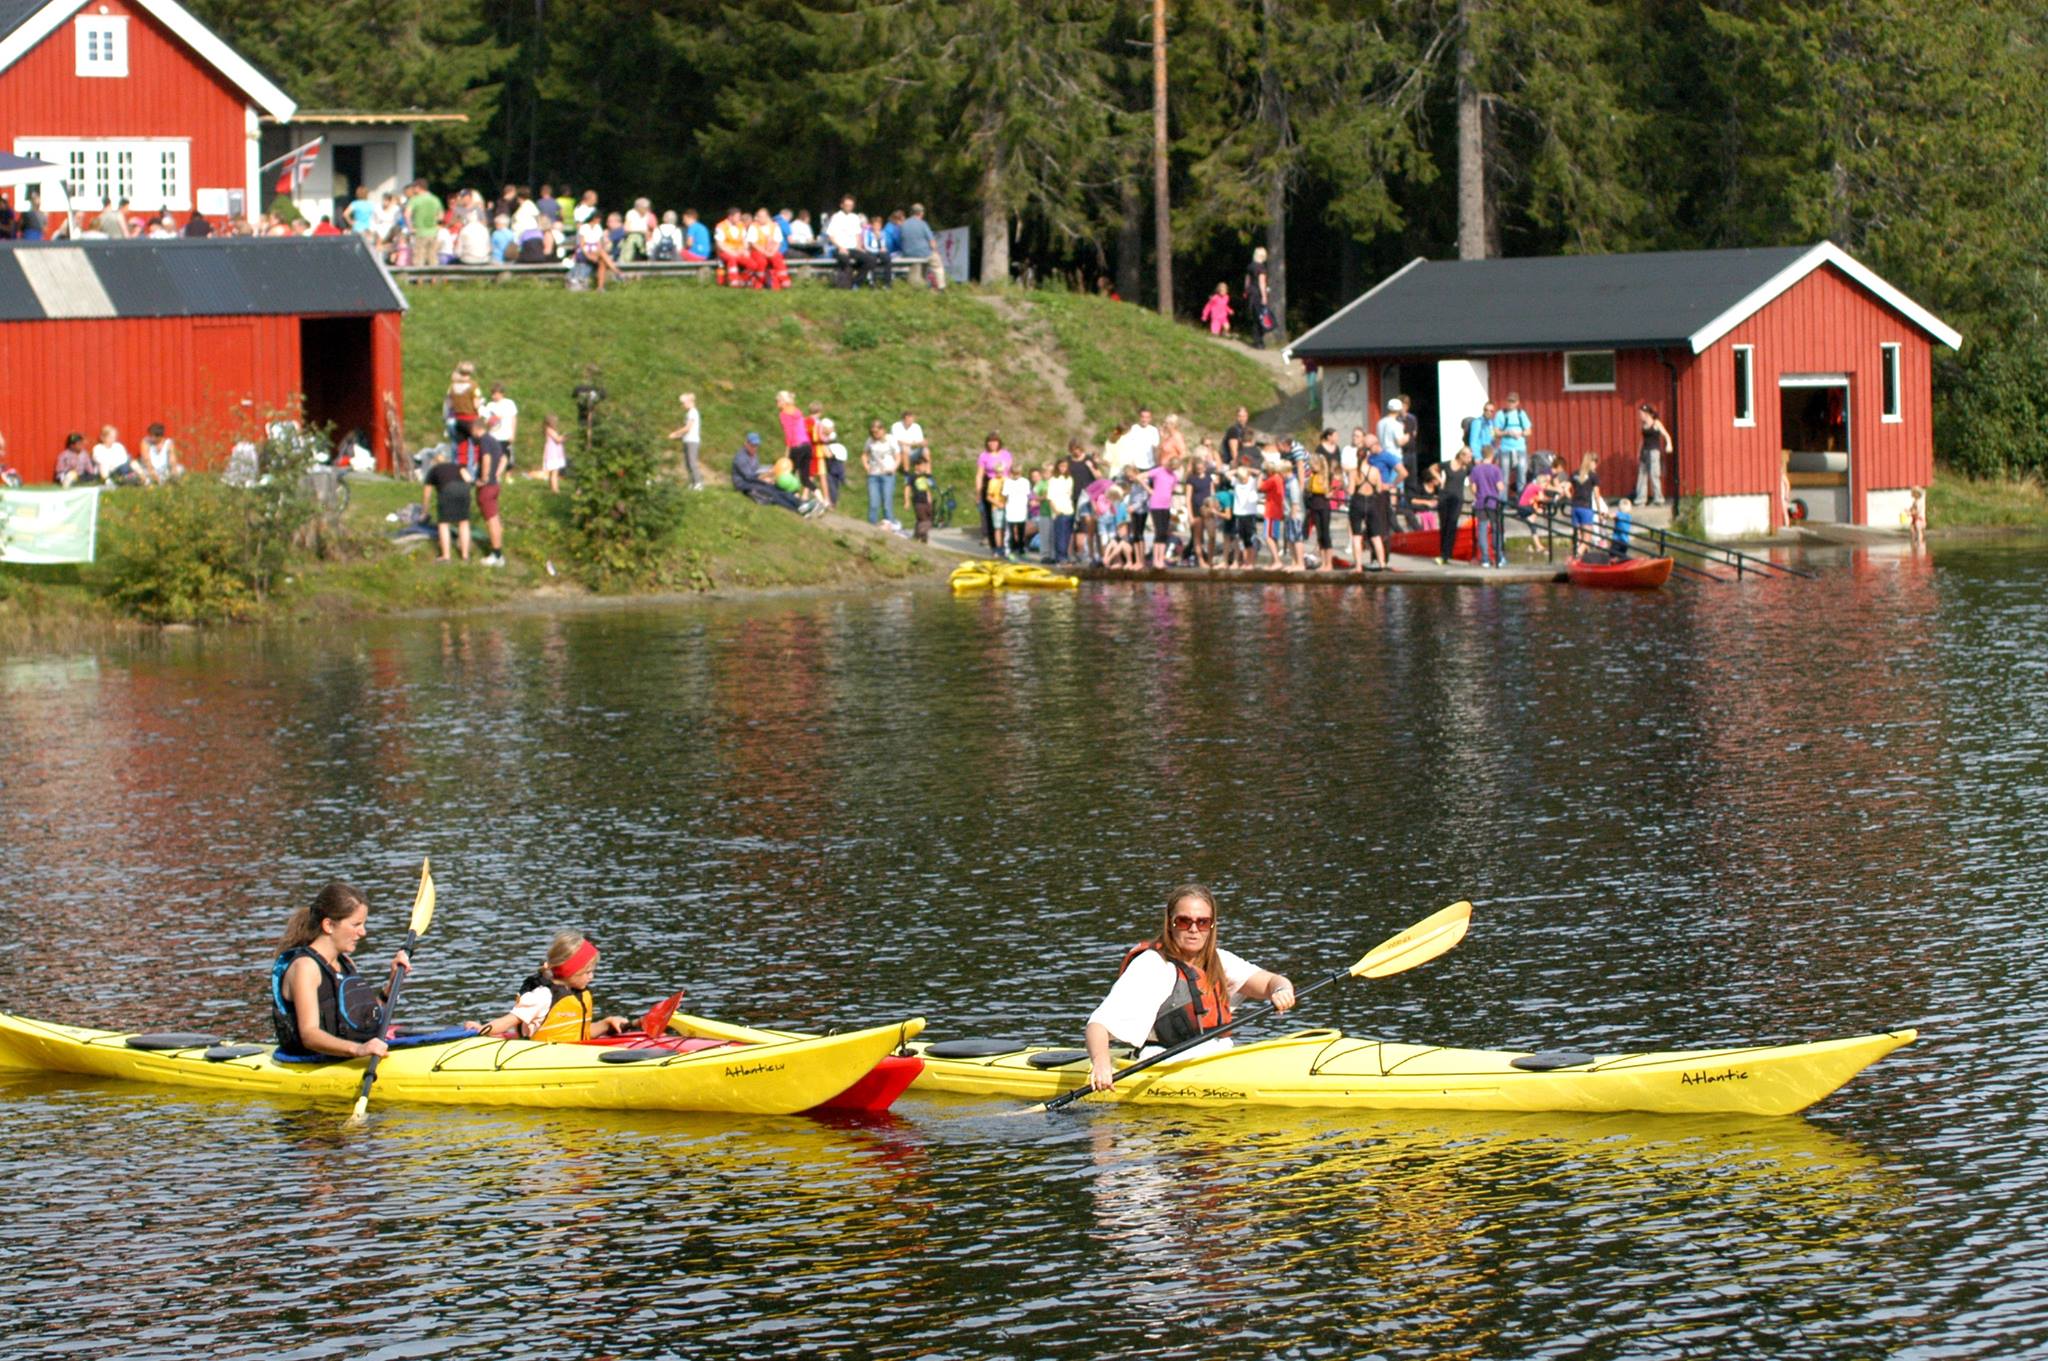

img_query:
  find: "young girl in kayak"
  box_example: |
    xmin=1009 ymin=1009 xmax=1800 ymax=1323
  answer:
xmin=271 ymin=882 xmax=411 ymax=1060
xmin=480 ymin=931 xmax=632 ymax=1042
xmin=1084 ymin=884 xmax=1295 ymax=1092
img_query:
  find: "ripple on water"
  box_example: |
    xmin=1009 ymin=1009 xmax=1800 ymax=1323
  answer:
xmin=0 ymin=544 xmax=2040 ymax=1357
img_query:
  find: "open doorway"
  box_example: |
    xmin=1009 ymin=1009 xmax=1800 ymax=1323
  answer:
xmin=1780 ymin=379 xmax=1850 ymax=523
xmin=300 ymin=317 xmax=375 ymax=456
xmin=1379 ymin=362 xmax=1439 ymax=487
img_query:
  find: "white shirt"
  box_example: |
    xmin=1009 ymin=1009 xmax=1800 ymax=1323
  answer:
xmin=888 ymin=420 xmax=925 ymax=456
xmin=1088 ymin=947 xmax=1256 ymax=1050
xmin=457 ymin=220 xmax=491 ymax=264
xmin=1003 ymin=474 xmax=1031 ymax=520
xmin=92 ymin=440 xmax=130 ymax=477
xmin=624 ymin=207 xmax=651 ymax=234
xmin=824 ymin=210 xmax=865 ymax=252
xmin=481 ymin=396 xmax=518 ymax=444
xmin=1376 ymin=414 xmax=1407 ymax=455
xmin=681 ymin=408 xmax=700 ymax=442
xmin=1125 ymin=422 xmax=1160 ymax=471
xmin=786 ymin=219 xmax=816 ymax=246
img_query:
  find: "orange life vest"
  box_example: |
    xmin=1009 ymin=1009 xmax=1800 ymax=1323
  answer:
xmin=715 ymin=217 xmax=750 ymax=255
xmin=1119 ymin=942 xmax=1233 ymax=1047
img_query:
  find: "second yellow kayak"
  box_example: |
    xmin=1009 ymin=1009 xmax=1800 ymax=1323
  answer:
xmin=903 ymin=1027 xmax=1916 ymax=1117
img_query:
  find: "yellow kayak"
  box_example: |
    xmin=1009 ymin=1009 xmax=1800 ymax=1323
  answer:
xmin=904 ymin=1027 xmax=1917 ymax=1117
xmin=0 ymin=1010 xmax=924 ymax=1116
xmin=949 ymin=559 xmax=1079 ymax=593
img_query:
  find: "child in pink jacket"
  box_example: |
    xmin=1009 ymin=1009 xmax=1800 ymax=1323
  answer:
xmin=1200 ymin=282 xmax=1233 ymax=336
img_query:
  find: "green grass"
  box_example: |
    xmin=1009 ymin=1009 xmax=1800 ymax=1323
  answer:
xmin=401 ymin=281 xmax=1077 ymax=495
xmin=1927 ymin=466 xmax=2048 ymax=530
xmin=1030 ymin=288 xmax=1284 ymax=440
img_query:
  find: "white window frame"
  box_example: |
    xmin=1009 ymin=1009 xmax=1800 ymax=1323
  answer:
xmin=75 ymin=16 xmax=128 ymax=78
xmin=1562 ymin=350 xmax=1617 ymax=393
xmin=14 ymin=138 xmax=190 ymax=213
xmin=1732 ymin=344 xmax=1755 ymax=426
xmin=1880 ymin=343 xmax=1902 ymax=423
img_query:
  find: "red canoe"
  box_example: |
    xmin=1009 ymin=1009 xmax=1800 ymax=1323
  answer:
xmin=1387 ymin=520 xmax=1477 ymax=561
xmin=1566 ymin=555 xmax=1674 ymax=590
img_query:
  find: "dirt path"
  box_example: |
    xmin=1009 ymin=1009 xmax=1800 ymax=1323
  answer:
xmin=971 ymin=292 xmax=1092 ymax=434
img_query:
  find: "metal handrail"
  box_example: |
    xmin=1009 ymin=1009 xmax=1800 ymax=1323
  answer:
xmin=1520 ymin=503 xmax=1813 ymax=580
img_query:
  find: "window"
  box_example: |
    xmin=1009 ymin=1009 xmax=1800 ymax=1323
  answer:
xmin=15 ymin=139 xmax=190 ymax=213
xmin=1881 ymin=343 xmax=1902 ymax=422
xmin=1562 ymin=350 xmax=1616 ymax=392
xmin=75 ymin=16 xmax=128 ymax=78
xmin=1733 ymin=345 xmax=1754 ymax=426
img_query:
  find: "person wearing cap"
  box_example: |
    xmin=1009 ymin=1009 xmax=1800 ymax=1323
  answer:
xmin=729 ymin=431 xmax=819 ymax=515
xmin=480 ymin=931 xmax=630 ymax=1042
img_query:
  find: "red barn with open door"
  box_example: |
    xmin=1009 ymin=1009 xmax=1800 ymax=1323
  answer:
xmin=0 ymin=236 xmax=405 ymax=480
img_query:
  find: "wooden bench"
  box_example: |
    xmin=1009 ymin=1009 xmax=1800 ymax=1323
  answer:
xmin=391 ymin=256 xmax=934 ymax=287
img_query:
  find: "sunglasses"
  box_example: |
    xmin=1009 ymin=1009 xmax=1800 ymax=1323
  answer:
xmin=1172 ymin=915 xmax=1214 ymax=933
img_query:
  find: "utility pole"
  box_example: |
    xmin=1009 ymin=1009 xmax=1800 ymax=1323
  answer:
xmin=1152 ymin=0 xmax=1173 ymax=317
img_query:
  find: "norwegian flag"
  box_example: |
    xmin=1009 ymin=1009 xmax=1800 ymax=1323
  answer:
xmin=270 ymin=137 xmax=322 ymax=194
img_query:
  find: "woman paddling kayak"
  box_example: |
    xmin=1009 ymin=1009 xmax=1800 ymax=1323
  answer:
xmin=480 ymin=931 xmax=632 ymax=1041
xmin=1084 ymin=884 xmax=1295 ymax=1092
xmin=271 ymin=882 xmax=411 ymax=1060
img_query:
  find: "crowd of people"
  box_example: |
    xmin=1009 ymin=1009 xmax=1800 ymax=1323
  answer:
xmin=347 ymin=183 xmax=946 ymax=292
xmin=942 ymin=388 xmax=1676 ymax=573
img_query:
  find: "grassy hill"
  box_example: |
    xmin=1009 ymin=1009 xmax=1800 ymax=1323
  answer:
xmin=0 ymin=284 xmax=1289 ymax=638
xmin=397 ymin=281 xmax=1287 ymax=493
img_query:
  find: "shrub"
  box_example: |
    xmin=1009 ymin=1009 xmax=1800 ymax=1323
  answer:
xmin=99 ymin=478 xmax=262 ymax=622
xmin=564 ymin=405 xmax=687 ymax=588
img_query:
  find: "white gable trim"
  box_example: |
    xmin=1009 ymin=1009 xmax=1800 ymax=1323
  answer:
xmin=0 ymin=0 xmax=296 ymax=121
xmin=1285 ymin=256 xmax=1427 ymax=364
xmin=1687 ymin=241 xmax=1961 ymax=354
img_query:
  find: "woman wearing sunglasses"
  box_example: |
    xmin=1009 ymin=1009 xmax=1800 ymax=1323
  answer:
xmin=1083 ymin=884 xmax=1295 ymax=1092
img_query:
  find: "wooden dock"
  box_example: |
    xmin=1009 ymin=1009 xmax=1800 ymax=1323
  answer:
xmin=1073 ymin=558 xmax=1567 ymax=586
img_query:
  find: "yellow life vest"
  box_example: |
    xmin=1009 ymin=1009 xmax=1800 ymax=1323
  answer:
xmin=529 ymin=986 xmax=594 ymax=1043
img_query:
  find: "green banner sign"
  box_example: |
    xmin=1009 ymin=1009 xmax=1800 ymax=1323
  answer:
xmin=0 ymin=487 xmax=101 ymax=564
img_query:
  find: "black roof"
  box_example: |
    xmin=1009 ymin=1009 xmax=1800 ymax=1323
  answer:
xmin=0 ymin=237 xmax=406 ymax=321
xmin=0 ymin=0 xmax=46 ymax=42
xmin=1289 ymin=246 xmax=1816 ymax=360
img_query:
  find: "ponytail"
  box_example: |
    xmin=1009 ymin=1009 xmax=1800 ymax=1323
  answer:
xmin=277 ymin=881 xmax=368 ymax=951
xmin=541 ymin=929 xmax=591 ymax=979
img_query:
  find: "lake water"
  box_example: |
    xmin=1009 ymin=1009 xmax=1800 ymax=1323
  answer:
xmin=0 ymin=541 xmax=2042 ymax=1359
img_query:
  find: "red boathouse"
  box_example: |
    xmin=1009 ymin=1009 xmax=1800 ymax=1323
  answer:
xmin=0 ymin=0 xmax=295 ymax=233
xmin=0 ymin=236 xmax=406 ymax=481
xmin=1288 ymin=243 xmax=1961 ymax=536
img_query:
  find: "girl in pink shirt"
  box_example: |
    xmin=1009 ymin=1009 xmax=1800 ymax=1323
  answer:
xmin=1200 ymin=282 xmax=1233 ymax=336
xmin=776 ymin=390 xmax=814 ymax=491
xmin=1147 ymin=458 xmax=1180 ymax=569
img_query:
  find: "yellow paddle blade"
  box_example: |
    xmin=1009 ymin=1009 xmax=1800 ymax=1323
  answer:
xmin=408 ymin=857 xmax=435 ymax=937
xmin=1349 ymin=901 xmax=1472 ymax=979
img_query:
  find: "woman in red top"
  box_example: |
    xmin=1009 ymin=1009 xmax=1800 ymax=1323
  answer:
xmin=1259 ymin=461 xmax=1287 ymax=568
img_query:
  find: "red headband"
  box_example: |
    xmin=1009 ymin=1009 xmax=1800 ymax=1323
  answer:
xmin=552 ymin=940 xmax=598 ymax=979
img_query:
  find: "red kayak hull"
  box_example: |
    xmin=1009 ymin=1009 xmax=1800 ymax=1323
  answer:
xmin=585 ymin=1034 xmax=924 ymax=1114
xmin=1387 ymin=520 xmax=1477 ymax=561
xmin=1566 ymin=556 xmax=1674 ymax=589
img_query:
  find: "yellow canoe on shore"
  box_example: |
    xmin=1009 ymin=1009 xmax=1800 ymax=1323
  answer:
xmin=0 ymin=1010 xmax=924 ymax=1116
xmin=903 ymin=1027 xmax=1917 ymax=1117
xmin=949 ymin=560 xmax=1080 ymax=593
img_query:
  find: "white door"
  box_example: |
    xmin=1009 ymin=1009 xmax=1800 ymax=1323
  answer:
xmin=1437 ymin=358 xmax=1490 ymax=459
xmin=362 ymin=142 xmax=397 ymax=198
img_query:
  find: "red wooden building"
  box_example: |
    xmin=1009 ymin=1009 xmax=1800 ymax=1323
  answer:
xmin=1289 ymin=244 xmax=1961 ymax=536
xmin=0 ymin=0 xmax=295 ymax=232
xmin=0 ymin=236 xmax=405 ymax=481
